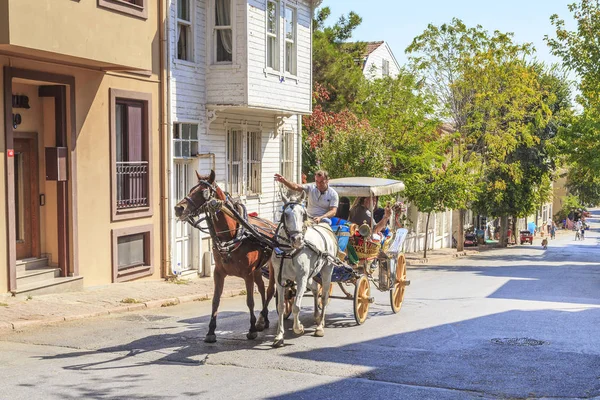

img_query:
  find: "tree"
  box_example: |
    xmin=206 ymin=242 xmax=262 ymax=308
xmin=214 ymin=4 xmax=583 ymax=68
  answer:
xmin=546 ymin=0 xmax=600 ymax=206
xmin=312 ymin=7 xmax=367 ymax=112
xmin=405 ymin=159 xmax=477 ymax=258
xmin=406 ymin=19 xmax=538 ymax=250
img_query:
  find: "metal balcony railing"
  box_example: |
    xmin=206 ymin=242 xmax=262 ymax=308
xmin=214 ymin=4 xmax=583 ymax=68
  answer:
xmin=117 ymin=161 xmax=149 ymax=209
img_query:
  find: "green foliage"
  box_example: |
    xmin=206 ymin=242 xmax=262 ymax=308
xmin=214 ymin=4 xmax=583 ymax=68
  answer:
xmin=312 ymin=7 xmax=367 ymax=111
xmin=358 ymin=72 xmax=441 ymax=179
xmin=546 ymin=0 xmax=600 ymax=206
xmin=313 ymin=118 xmax=390 ymax=179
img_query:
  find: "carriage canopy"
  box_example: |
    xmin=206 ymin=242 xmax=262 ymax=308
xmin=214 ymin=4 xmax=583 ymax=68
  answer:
xmin=327 ymin=177 xmax=405 ymax=197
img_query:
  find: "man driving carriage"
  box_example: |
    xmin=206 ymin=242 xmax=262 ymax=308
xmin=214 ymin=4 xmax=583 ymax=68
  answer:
xmin=274 ymin=170 xmax=339 ymax=224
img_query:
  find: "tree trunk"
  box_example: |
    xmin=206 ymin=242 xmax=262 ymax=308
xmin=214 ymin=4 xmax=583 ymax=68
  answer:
xmin=499 ymin=215 xmax=508 ymax=248
xmin=457 ymin=209 xmax=465 ymax=252
xmin=424 ymin=212 xmax=431 ymax=258
xmin=512 ymin=216 xmax=517 ymax=245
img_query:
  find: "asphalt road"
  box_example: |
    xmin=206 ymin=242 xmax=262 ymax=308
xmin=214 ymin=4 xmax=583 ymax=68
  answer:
xmin=1 ymin=213 xmax=600 ymax=400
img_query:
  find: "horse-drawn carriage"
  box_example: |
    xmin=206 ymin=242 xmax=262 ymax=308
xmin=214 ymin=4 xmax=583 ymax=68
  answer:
xmin=174 ymin=171 xmax=410 ymax=346
xmin=313 ymin=177 xmax=410 ymax=324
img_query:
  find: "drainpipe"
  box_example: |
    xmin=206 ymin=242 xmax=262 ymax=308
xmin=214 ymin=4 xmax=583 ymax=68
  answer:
xmin=159 ymin=0 xmax=173 ymax=278
xmin=297 ymin=115 xmax=302 ymax=183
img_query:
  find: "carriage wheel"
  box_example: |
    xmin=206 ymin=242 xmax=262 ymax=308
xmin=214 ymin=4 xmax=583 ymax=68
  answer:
xmin=353 ymin=275 xmax=371 ymax=325
xmin=317 ymin=283 xmax=334 ymax=311
xmin=390 ymin=253 xmax=407 ymax=314
xmin=275 ymin=288 xmax=294 ymax=320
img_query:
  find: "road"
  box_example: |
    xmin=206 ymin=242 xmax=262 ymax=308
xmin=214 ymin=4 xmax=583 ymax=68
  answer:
xmin=1 ymin=212 xmax=600 ymax=399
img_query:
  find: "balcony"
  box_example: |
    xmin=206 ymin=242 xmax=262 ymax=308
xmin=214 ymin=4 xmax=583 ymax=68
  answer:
xmin=116 ymin=162 xmax=149 ymax=210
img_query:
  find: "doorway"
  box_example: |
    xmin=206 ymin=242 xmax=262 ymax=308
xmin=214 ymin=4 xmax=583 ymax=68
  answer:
xmin=14 ymin=136 xmax=40 ymax=260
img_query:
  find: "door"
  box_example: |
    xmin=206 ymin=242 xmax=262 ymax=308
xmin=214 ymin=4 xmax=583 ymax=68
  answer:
xmin=14 ymin=137 xmax=40 ymax=260
xmin=174 ymin=162 xmax=194 ymax=273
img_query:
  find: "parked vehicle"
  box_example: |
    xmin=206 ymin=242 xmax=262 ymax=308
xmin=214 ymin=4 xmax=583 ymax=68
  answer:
xmin=464 ymin=232 xmax=477 ymax=247
xmin=520 ymin=230 xmax=534 ymax=245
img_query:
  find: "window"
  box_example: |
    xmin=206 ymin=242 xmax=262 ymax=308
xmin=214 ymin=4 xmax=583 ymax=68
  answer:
xmin=112 ymin=225 xmax=154 ymax=282
xmin=173 ymin=123 xmax=198 ymax=158
xmin=280 ymin=130 xmax=294 ymax=181
xmin=266 ymin=0 xmax=279 ymax=70
xmin=227 ymin=127 xmax=263 ymax=196
xmin=247 ymin=131 xmax=262 ymax=195
xmin=110 ymin=89 xmax=153 ymax=221
xmin=214 ymin=0 xmax=233 ymax=63
xmin=227 ymin=128 xmax=243 ymax=195
xmin=177 ymin=0 xmax=193 ymax=61
xmin=98 ymin=0 xmax=147 ymax=19
xmin=284 ymin=6 xmax=296 ymax=75
xmin=382 ymin=59 xmax=390 ymax=77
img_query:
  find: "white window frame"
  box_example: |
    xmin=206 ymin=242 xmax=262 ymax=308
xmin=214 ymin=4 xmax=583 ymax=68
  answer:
xmin=213 ymin=0 xmax=234 ymax=65
xmin=280 ymin=130 xmax=294 ymax=181
xmin=246 ymin=130 xmax=262 ymax=195
xmin=227 ymin=126 xmax=263 ymax=196
xmin=173 ymin=122 xmax=199 ymax=159
xmin=176 ymin=0 xmax=194 ymax=62
xmin=382 ymin=59 xmax=390 ymax=77
xmin=283 ymin=4 xmax=297 ymax=76
xmin=266 ymin=0 xmax=280 ymax=71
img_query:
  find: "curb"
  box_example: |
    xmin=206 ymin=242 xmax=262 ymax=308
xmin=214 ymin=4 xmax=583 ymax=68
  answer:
xmin=406 ymin=250 xmax=478 ymax=266
xmin=0 ymin=290 xmax=223 ymax=334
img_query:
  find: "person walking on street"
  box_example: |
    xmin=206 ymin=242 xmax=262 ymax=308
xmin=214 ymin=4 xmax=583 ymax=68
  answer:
xmin=575 ymin=219 xmax=583 ymax=240
xmin=274 ymin=170 xmax=339 ymax=224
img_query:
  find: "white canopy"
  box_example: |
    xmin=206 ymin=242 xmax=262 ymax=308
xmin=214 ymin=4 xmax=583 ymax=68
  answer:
xmin=327 ymin=177 xmax=405 ymax=197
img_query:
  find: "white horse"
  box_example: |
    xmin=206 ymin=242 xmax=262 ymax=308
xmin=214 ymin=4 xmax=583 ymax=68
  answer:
xmin=272 ymin=194 xmax=338 ymax=348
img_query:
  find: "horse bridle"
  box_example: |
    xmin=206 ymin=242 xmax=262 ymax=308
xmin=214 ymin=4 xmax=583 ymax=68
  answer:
xmin=279 ymin=201 xmax=308 ymax=240
xmin=183 ymin=180 xmax=218 ymax=216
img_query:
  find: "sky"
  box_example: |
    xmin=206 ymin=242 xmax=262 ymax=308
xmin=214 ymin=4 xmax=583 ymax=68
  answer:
xmin=321 ymin=0 xmax=577 ymax=68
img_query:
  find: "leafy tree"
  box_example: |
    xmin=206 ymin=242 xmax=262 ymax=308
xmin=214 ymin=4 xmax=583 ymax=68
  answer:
xmin=358 ymin=72 xmax=441 ymax=180
xmin=406 ymin=19 xmax=537 ymax=250
xmin=312 ymin=7 xmax=367 ymax=112
xmin=546 ymin=0 xmax=600 ymax=206
xmin=405 ymin=159 xmax=478 ymax=258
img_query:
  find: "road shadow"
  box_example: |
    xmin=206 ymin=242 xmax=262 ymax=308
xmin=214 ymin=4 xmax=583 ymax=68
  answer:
xmin=269 ymin=307 xmax=600 ymax=399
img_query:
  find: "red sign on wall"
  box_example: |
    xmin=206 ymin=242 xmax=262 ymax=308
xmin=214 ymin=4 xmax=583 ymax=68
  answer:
xmin=7 ymin=149 xmax=14 ymax=157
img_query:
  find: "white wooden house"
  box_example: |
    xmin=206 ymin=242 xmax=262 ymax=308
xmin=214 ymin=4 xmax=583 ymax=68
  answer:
xmin=167 ymin=0 xmax=319 ymax=276
xmin=360 ymin=41 xmax=401 ymax=80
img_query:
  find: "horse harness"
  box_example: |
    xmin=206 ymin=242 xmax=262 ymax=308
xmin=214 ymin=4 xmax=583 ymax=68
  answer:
xmin=275 ymin=202 xmax=341 ymax=287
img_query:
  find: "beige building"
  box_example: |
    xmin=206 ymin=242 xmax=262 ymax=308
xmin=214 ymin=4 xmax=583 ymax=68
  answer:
xmin=0 ymin=0 xmax=167 ymax=296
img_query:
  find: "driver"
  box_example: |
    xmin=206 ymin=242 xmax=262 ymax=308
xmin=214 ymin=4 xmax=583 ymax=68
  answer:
xmin=274 ymin=170 xmax=339 ymax=224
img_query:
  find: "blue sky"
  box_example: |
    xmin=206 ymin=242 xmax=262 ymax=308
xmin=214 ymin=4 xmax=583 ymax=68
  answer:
xmin=321 ymin=0 xmax=576 ymax=67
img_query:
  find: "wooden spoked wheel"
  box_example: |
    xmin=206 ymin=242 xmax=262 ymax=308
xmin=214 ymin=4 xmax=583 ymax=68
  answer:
xmin=317 ymin=283 xmax=334 ymax=310
xmin=353 ymin=275 xmax=371 ymax=325
xmin=276 ymin=288 xmax=294 ymax=320
xmin=390 ymin=253 xmax=407 ymax=313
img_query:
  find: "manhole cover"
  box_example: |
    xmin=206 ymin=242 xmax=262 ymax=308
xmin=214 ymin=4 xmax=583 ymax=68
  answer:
xmin=491 ymin=337 xmax=548 ymax=346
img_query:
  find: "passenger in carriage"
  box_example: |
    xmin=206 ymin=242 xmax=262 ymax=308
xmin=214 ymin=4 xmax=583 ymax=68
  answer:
xmin=349 ymin=196 xmax=391 ymax=236
xmin=274 ymin=169 xmax=339 ymax=224
xmin=335 ymin=196 xmax=351 ymax=221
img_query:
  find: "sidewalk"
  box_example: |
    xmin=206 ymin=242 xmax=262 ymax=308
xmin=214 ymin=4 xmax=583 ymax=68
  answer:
xmin=0 ymin=239 xmax=527 ymax=334
xmin=0 ymin=276 xmax=247 ymax=334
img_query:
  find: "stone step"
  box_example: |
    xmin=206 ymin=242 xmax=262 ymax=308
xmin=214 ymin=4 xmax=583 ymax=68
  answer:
xmin=12 ymin=276 xmax=84 ymax=298
xmin=16 ymin=267 xmax=61 ymax=286
xmin=16 ymin=257 xmax=49 ymax=274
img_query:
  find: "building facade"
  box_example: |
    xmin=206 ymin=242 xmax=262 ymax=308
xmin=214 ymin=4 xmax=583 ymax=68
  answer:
xmin=166 ymin=0 xmax=317 ymax=277
xmin=0 ymin=0 xmax=165 ymax=295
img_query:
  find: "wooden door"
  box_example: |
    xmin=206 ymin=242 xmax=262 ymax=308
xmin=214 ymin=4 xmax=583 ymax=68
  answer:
xmin=14 ymin=138 xmax=40 ymax=260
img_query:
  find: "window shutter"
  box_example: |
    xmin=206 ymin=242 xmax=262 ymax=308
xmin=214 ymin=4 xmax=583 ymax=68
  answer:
xmin=127 ymin=104 xmax=143 ymax=162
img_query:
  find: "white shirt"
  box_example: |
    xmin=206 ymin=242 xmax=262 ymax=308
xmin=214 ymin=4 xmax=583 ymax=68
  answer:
xmin=301 ymin=183 xmax=339 ymax=218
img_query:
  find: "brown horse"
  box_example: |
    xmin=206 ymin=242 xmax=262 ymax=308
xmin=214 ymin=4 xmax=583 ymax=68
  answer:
xmin=174 ymin=170 xmax=276 ymax=343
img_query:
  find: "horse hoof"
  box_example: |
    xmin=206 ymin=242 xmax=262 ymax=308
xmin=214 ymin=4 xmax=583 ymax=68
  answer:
xmin=272 ymin=338 xmax=284 ymax=348
xmin=293 ymin=327 xmax=304 ymax=335
xmin=256 ymin=322 xmax=265 ymax=332
xmin=314 ymin=328 xmax=325 ymax=337
xmin=264 ymin=320 xmax=270 ymax=329
xmin=204 ymin=335 xmax=217 ymax=343
xmin=247 ymin=331 xmax=258 ymax=340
